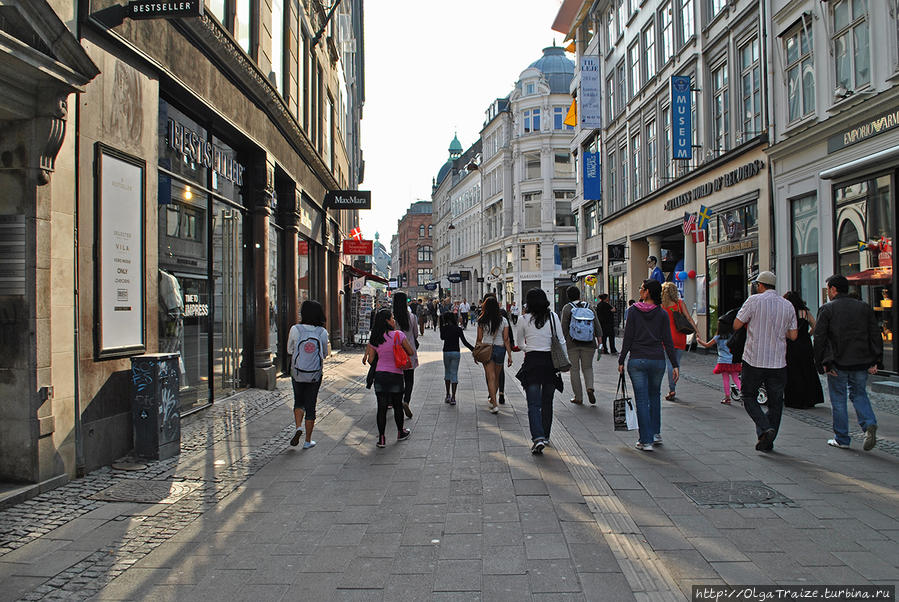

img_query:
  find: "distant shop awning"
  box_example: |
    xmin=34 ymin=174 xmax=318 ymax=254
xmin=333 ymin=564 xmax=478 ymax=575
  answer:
xmin=344 ymin=264 xmax=388 ymax=284
xmin=846 ymin=267 xmax=892 ymax=286
xmin=573 ymin=268 xmax=599 ymax=278
xmin=819 ymin=145 xmax=899 ymax=180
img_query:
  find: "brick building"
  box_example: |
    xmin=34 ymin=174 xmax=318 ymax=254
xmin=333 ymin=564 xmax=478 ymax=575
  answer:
xmin=395 ymin=201 xmax=434 ymax=299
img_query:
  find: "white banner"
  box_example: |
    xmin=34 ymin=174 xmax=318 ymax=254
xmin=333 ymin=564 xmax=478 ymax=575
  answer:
xmin=98 ymin=149 xmax=145 ymax=355
xmin=580 ymin=56 xmax=602 ymax=129
xmin=352 ymin=276 xmax=366 ymax=293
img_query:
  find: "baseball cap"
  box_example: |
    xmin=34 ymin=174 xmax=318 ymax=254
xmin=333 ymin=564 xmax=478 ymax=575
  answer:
xmin=754 ymin=270 xmax=776 ymax=287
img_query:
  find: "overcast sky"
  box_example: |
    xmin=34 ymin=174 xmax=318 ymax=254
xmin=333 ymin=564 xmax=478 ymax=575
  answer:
xmin=360 ymin=0 xmax=566 ymax=245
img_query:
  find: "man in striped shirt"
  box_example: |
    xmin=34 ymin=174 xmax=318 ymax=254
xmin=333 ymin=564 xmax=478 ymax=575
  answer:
xmin=733 ymin=271 xmax=798 ymax=452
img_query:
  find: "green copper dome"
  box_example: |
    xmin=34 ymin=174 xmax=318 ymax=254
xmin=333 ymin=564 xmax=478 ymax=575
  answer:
xmin=448 ymin=134 xmax=462 ymax=154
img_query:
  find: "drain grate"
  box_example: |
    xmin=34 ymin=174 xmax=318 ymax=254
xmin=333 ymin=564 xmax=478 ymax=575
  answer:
xmin=675 ymin=480 xmax=796 ymax=508
xmin=89 ymin=480 xmax=201 ymax=504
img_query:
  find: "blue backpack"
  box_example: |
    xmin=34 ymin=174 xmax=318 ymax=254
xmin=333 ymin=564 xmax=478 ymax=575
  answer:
xmin=568 ymin=302 xmax=596 ymax=342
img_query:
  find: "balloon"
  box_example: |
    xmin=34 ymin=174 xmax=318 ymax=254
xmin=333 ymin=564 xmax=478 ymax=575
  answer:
xmin=688 ymin=270 xmax=696 ymax=279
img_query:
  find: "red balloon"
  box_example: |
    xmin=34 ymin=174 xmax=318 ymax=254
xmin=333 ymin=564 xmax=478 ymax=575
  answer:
xmin=688 ymin=270 xmax=696 ymax=279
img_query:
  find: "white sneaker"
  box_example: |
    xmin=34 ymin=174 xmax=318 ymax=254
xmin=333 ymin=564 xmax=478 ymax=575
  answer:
xmin=827 ymin=439 xmax=850 ymax=449
xmin=653 ymin=434 xmax=663 ymax=446
xmin=635 ymin=442 xmax=654 ymax=451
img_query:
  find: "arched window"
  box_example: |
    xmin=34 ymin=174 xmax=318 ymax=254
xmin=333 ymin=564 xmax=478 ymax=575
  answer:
xmin=419 ymin=224 xmax=425 ymax=237
xmin=428 ymin=224 xmax=433 ymax=237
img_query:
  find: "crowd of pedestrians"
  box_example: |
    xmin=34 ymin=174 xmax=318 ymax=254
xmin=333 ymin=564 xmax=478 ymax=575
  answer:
xmin=286 ymin=269 xmax=883 ymax=456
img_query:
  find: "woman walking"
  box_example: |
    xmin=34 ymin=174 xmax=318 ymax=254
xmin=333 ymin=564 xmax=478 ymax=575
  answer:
xmin=440 ymin=312 xmax=474 ymax=405
xmin=595 ymin=294 xmax=617 ymax=354
xmin=619 ymin=280 xmax=679 ymax=451
xmin=476 ymin=296 xmax=512 ymax=414
xmin=660 ymin=282 xmax=697 ymax=401
xmin=392 ymin=292 xmax=419 ymax=418
xmin=287 ymin=300 xmax=331 ymax=449
xmin=516 ymin=288 xmax=562 ymax=454
xmin=363 ymin=308 xmax=414 ymax=447
xmin=784 ymin=291 xmax=824 ymax=408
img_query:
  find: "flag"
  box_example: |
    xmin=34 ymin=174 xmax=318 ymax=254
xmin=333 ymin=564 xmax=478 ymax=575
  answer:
xmin=563 ymin=99 xmax=577 ymax=127
xmin=692 ymin=228 xmax=705 ymax=244
xmin=350 ymin=227 xmax=363 ymax=241
xmin=564 ymin=41 xmax=576 ymax=53
xmin=682 ymin=212 xmax=696 ymax=237
xmin=697 ymin=205 xmax=713 ymax=230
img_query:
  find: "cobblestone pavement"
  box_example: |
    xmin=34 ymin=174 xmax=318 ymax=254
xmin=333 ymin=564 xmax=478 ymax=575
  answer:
xmin=1 ymin=335 xmax=897 ymax=601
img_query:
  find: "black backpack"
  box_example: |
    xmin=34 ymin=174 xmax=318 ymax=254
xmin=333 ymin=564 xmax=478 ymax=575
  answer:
xmin=719 ymin=308 xmax=745 ymax=364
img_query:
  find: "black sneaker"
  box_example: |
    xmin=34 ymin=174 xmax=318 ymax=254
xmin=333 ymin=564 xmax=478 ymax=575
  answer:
xmin=376 ymin=435 xmax=386 ymax=448
xmin=498 ymin=393 xmax=505 ymax=405
xmin=290 ymin=429 xmax=303 ymax=446
xmin=397 ymin=429 xmax=412 ymax=442
xmin=531 ymin=440 xmax=545 ymax=455
xmin=755 ymin=428 xmax=775 ymax=451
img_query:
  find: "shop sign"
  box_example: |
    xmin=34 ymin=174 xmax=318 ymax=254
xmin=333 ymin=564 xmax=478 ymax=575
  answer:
xmin=486 ymin=274 xmax=501 ymax=283
xmin=460 ymin=271 xmax=471 ymax=281
xmin=183 ymin=293 xmax=208 ymax=317
xmin=664 ymin=159 xmax=764 ymax=211
xmin=828 ymin=108 xmax=899 ymax=152
xmin=610 ymin=262 xmax=627 ymax=275
xmin=706 ymin=239 xmax=755 ymax=257
xmin=297 ymin=240 xmax=308 ymax=255
xmin=324 ymin=190 xmax=371 ymax=210
xmin=388 ymin=278 xmax=398 ymax=289
xmin=342 ymin=239 xmax=373 ymax=255
xmin=579 ymin=56 xmax=602 ymax=129
xmin=127 ymin=0 xmax=203 ymax=19
xmin=167 ymin=119 xmax=245 ymax=186
xmin=424 ymin=282 xmax=439 ymax=290
xmin=583 ymin=151 xmax=602 ymax=201
xmin=671 ymin=76 xmax=692 ymax=160
xmin=519 ymin=236 xmax=541 ymax=244
xmin=447 ymin=273 xmax=463 ymax=283
xmin=476 ymin=277 xmax=485 ymax=283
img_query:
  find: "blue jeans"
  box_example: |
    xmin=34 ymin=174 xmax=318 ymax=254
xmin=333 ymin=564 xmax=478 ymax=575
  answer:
xmin=627 ymin=358 xmax=666 ymax=445
xmin=826 ymin=369 xmax=877 ymax=446
xmin=525 ymin=382 xmax=555 ymax=442
xmin=666 ymin=348 xmax=684 ymax=392
xmin=443 ymin=351 xmax=461 ymax=383
xmin=741 ymin=363 xmax=786 ymax=439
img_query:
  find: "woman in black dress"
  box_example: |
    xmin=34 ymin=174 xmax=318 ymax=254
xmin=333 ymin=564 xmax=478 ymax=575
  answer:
xmin=783 ymin=291 xmax=824 ymax=409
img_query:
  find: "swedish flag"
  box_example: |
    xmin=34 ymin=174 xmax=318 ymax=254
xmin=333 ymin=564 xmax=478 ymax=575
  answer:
xmin=858 ymin=241 xmax=870 ymax=252
xmin=697 ymin=205 xmax=713 ymax=230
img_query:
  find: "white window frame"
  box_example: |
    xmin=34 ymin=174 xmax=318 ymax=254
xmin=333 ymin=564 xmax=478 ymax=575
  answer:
xmin=680 ymin=0 xmax=694 ymax=47
xmin=739 ymin=37 xmax=761 ymax=142
xmin=631 ymin=132 xmax=642 ymax=201
xmin=646 ymin=119 xmax=657 ymax=192
xmin=629 ymin=42 xmax=641 ymax=97
xmin=660 ymin=1 xmax=674 ymax=65
xmin=712 ymin=62 xmax=729 ymax=153
xmin=831 ymin=0 xmax=870 ymax=91
xmin=644 ymin=21 xmax=656 ymax=82
xmin=784 ymin=25 xmax=815 ymax=123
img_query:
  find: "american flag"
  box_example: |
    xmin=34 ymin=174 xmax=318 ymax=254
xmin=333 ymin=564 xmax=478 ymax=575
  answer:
xmin=350 ymin=227 xmax=363 ymax=241
xmin=682 ymin=212 xmax=696 ymax=237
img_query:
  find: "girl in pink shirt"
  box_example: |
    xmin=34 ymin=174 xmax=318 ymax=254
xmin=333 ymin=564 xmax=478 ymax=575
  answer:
xmin=363 ymin=308 xmax=415 ymax=448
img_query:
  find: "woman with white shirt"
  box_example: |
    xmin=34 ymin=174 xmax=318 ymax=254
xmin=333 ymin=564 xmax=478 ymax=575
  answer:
xmin=476 ymin=296 xmax=512 ymax=414
xmin=515 ymin=288 xmax=561 ymax=454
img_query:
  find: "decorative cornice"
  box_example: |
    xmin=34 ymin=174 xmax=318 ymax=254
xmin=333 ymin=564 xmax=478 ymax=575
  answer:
xmin=36 ymin=98 xmax=68 ymax=185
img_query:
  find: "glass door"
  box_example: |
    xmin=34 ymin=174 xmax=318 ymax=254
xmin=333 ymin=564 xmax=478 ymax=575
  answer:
xmin=212 ymin=201 xmax=244 ymax=399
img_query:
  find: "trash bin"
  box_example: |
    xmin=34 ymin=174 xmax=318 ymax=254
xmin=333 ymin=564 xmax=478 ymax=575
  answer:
xmin=131 ymin=353 xmax=181 ymax=460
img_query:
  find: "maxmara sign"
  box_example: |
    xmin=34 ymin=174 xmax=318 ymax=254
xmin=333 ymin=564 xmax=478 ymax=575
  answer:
xmin=664 ymin=159 xmax=764 ymax=211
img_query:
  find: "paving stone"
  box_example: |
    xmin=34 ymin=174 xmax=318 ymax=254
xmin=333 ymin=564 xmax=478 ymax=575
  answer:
xmin=482 ymin=546 xmax=527 ymax=575
xmin=482 ymin=574 xmax=531 ymax=601
xmin=439 ymin=533 xmax=484 ymax=559
xmin=527 ymin=559 xmax=581 ymax=593
xmin=391 ymin=545 xmax=439 ymax=574
xmin=578 ymin=572 xmax=636 ymax=601
xmin=524 ymin=533 xmax=570 ymax=560
xmin=434 ymin=559 xmax=482 ymax=592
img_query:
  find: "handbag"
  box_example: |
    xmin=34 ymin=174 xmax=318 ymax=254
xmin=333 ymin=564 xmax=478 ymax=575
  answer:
xmin=548 ymin=313 xmax=571 ymax=372
xmin=553 ymin=372 xmax=564 ymax=393
xmin=672 ymin=302 xmax=695 ymax=335
xmin=613 ymin=373 xmax=638 ymax=431
xmin=392 ymin=332 xmax=413 ymax=370
xmin=473 ymin=342 xmax=493 ymax=364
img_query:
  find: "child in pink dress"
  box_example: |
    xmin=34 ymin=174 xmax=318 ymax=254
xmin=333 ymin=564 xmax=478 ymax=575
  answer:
xmin=697 ymin=318 xmax=742 ymax=404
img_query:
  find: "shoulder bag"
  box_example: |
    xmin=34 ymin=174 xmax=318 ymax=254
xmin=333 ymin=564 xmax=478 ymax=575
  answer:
xmin=549 ymin=313 xmax=572 ymax=372
xmin=672 ymin=301 xmax=695 ymax=335
xmin=392 ymin=332 xmax=413 ymax=370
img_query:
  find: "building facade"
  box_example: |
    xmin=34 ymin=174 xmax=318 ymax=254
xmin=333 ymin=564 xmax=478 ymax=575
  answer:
xmin=769 ymin=0 xmax=899 ymax=373
xmin=432 ymin=47 xmax=579 ymax=310
xmin=0 ymin=0 xmax=364 ymax=490
xmin=395 ymin=201 xmax=433 ymax=299
xmin=371 ymin=232 xmax=390 ymax=279
xmin=556 ymin=0 xmax=773 ymax=335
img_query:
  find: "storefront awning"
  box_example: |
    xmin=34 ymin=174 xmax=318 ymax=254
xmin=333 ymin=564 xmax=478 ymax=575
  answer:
xmin=344 ymin=264 xmax=388 ymax=284
xmin=573 ymin=268 xmax=599 ymax=278
xmin=846 ymin=267 xmax=892 ymax=286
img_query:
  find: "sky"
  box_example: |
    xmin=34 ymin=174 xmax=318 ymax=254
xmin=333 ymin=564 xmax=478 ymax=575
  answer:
xmin=360 ymin=0 xmax=566 ymax=245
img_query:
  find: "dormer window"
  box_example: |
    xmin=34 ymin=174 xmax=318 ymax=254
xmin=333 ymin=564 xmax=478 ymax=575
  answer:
xmin=526 ymin=83 xmax=535 ymax=95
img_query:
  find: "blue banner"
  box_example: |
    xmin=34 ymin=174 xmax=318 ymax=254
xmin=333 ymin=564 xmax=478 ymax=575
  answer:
xmin=583 ymin=151 xmax=602 ymax=201
xmin=671 ymin=76 xmax=692 ymax=160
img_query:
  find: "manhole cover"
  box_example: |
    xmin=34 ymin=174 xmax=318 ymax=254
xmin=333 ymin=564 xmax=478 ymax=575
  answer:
xmin=89 ymin=480 xmax=201 ymax=504
xmin=674 ymin=481 xmax=795 ymax=508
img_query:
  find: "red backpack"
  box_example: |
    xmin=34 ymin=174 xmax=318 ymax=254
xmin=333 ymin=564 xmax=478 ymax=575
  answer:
xmin=392 ymin=332 xmax=413 ymax=370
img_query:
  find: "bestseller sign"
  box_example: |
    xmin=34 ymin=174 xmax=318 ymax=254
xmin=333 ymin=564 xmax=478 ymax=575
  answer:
xmin=325 ymin=190 xmax=371 ymax=210
xmin=343 ymin=239 xmax=373 ymax=255
xmin=127 ymin=0 xmax=204 ymax=19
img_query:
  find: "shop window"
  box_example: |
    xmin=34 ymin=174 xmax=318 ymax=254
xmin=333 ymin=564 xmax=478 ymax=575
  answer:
xmin=832 ymin=0 xmax=870 ymax=91
xmin=784 ymin=25 xmax=814 ymax=123
xmin=791 ymin=194 xmax=820 ymax=313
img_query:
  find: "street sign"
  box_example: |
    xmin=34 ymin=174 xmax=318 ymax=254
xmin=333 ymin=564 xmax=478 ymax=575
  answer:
xmin=127 ymin=0 xmax=204 ymax=19
xmin=476 ymin=277 xmax=485 ymax=283
xmin=342 ymin=239 xmax=373 ymax=255
xmin=460 ymin=270 xmax=471 ymax=281
xmin=447 ymin=273 xmax=463 ymax=284
xmin=424 ymin=282 xmax=438 ymax=291
xmin=325 ymin=190 xmax=371 ymax=210
xmin=388 ymin=279 xmax=398 ymax=289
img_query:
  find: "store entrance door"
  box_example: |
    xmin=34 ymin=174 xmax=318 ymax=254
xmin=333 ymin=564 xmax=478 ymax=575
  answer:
xmin=718 ymin=256 xmax=747 ymax=316
xmin=212 ymin=203 xmax=244 ymax=400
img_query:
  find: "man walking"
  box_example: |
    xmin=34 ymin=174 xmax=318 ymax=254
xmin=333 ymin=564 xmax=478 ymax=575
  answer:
xmin=813 ymin=274 xmax=881 ymax=451
xmin=561 ymin=286 xmax=603 ymax=405
xmin=459 ymin=298 xmax=470 ymax=328
xmin=733 ymin=271 xmax=798 ymax=452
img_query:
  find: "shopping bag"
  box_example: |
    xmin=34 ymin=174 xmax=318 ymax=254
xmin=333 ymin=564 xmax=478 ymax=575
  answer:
xmin=613 ymin=373 xmax=638 ymax=431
